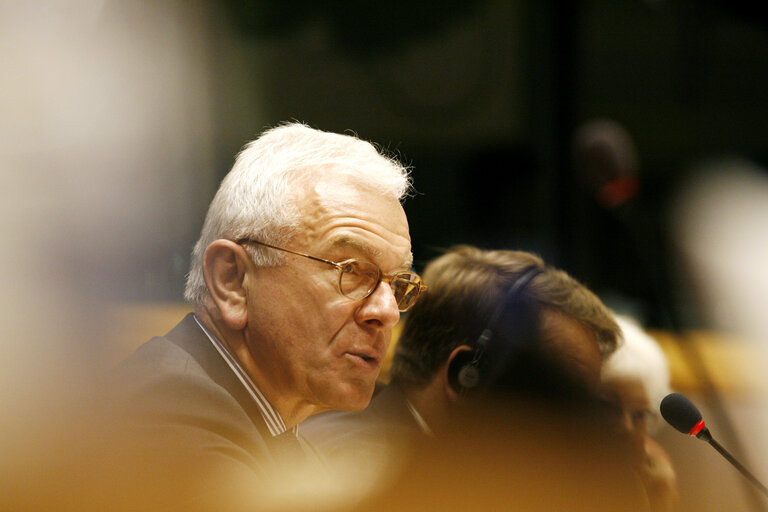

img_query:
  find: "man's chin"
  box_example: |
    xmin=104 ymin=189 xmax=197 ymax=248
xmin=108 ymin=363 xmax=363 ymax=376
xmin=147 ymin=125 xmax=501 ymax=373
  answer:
xmin=328 ymin=383 xmax=376 ymax=412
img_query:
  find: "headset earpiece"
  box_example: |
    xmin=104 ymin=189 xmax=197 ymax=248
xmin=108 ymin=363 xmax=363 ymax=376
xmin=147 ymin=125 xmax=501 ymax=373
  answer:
xmin=451 ymin=266 xmax=543 ymax=396
xmin=448 ymin=349 xmax=479 ymax=394
xmin=458 ymin=360 xmax=481 ymax=390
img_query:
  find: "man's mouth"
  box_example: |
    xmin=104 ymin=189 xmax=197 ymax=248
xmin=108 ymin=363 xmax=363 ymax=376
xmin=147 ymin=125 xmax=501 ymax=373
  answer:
xmin=346 ymin=351 xmax=381 ymax=367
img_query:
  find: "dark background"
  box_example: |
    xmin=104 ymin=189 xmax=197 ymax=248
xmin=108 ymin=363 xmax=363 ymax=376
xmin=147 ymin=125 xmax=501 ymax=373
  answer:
xmin=108 ymin=0 xmax=768 ymax=334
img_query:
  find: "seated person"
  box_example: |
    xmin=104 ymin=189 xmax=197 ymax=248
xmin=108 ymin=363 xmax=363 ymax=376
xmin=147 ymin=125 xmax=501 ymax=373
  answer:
xmin=303 ymin=245 xmax=652 ymax=511
xmin=98 ymin=122 xmax=424 ymax=511
xmin=602 ymin=314 xmax=680 ymax=512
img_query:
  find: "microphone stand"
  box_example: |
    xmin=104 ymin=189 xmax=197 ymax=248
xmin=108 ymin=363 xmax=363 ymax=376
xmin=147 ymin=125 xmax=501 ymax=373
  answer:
xmin=703 ymin=433 xmax=768 ymax=499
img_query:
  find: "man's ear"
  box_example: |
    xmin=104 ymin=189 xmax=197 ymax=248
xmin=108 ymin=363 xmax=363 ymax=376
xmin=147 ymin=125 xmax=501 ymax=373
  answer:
xmin=444 ymin=344 xmax=475 ymax=403
xmin=202 ymin=239 xmax=250 ymax=331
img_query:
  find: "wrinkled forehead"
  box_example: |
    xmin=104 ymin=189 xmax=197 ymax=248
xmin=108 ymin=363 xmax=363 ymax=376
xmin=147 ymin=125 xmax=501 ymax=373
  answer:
xmin=292 ymin=179 xmax=412 ymax=267
xmin=323 ymin=234 xmax=414 ymax=268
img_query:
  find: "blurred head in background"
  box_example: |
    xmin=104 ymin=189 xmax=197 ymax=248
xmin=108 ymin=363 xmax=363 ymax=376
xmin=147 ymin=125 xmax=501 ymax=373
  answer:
xmin=602 ymin=314 xmax=671 ymax=439
xmin=392 ymin=244 xmax=620 ymax=398
xmin=671 ymin=157 xmax=768 ymax=357
xmin=601 ymin=314 xmax=679 ymax=512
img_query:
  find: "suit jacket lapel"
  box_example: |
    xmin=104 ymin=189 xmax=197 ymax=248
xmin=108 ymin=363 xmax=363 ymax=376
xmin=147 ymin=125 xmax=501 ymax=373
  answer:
xmin=165 ymin=313 xmax=273 ymax=441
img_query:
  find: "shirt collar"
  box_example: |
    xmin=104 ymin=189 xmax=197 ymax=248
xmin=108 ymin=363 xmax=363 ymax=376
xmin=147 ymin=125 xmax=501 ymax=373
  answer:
xmin=193 ymin=314 xmax=297 ymax=437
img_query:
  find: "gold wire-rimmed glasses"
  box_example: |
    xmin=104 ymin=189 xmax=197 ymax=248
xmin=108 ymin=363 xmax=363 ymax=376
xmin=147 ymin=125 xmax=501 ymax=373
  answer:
xmin=236 ymin=238 xmax=426 ymax=312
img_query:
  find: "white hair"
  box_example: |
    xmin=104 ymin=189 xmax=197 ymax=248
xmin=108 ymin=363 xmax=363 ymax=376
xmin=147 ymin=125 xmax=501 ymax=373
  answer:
xmin=602 ymin=314 xmax=672 ymax=415
xmin=184 ymin=121 xmax=412 ymax=306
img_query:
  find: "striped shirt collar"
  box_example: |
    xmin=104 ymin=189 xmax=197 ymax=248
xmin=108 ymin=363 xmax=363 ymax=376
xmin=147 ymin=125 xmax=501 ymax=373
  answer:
xmin=193 ymin=314 xmax=297 ymax=437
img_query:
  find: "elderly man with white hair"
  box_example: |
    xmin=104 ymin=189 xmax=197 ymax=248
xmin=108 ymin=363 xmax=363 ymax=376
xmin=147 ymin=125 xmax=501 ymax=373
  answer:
xmin=109 ymin=122 xmax=425 ymax=510
xmin=602 ymin=314 xmax=680 ymax=512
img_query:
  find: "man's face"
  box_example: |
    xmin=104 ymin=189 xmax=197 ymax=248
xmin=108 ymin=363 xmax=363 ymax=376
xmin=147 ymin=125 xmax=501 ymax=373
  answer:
xmin=601 ymin=377 xmax=651 ymax=462
xmin=602 ymin=376 xmax=652 ymax=437
xmin=244 ymin=180 xmax=412 ymax=414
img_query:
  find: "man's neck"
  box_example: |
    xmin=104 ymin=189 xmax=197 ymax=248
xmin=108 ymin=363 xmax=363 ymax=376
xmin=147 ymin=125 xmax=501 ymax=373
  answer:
xmin=401 ymin=376 xmax=451 ymax=437
xmin=194 ymin=307 xmax=314 ymax=429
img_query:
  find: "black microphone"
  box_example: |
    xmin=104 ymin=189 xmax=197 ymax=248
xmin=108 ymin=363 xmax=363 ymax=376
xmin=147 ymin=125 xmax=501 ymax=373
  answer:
xmin=660 ymin=393 xmax=768 ymax=498
xmin=659 ymin=392 xmax=712 ymax=441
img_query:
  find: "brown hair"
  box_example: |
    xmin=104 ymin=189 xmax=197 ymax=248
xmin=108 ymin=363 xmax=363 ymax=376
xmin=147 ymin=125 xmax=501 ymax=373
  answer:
xmin=389 ymin=245 xmax=620 ymax=390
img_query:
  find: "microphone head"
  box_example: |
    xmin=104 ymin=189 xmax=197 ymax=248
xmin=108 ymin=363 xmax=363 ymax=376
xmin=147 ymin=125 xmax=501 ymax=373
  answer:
xmin=660 ymin=392 xmax=704 ymax=435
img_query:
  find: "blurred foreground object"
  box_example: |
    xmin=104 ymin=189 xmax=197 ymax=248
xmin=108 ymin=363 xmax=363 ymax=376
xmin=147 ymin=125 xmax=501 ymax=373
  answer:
xmin=1 ymin=1 xmax=217 ymax=510
xmin=667 ymin=156 xmax=768 ymax=512
xmin=671 ymin=157 xmax=768 ymax=354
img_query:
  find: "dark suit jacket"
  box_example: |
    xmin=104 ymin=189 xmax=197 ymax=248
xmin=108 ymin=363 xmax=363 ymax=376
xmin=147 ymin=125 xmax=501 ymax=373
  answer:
xmin=302 ymin=382 xmax=426 ymax=466
xmin=108 ymin=313 xmax=315 ymax=511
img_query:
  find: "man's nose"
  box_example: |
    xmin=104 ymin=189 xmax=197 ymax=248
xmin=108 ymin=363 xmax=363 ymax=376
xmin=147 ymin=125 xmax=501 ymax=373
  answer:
xmin=621 ymin=409 xmax=638 ymax=434
xmin=355 ymin=280 xmax=401 ymax=328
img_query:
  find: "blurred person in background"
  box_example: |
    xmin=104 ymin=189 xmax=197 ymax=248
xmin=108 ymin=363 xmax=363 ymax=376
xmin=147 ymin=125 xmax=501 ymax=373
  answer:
xmin=602 ymin=314 xmax=679 ymax=512
xmin=304 ymin=245 xmax=652 ymax=511
xmin=104 ymin=122 xmax=425 ymax=510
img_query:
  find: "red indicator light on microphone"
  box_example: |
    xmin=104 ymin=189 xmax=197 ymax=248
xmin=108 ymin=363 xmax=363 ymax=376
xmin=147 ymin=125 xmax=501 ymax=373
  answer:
xmin=689 ymin=419 xmax=706 ymax=437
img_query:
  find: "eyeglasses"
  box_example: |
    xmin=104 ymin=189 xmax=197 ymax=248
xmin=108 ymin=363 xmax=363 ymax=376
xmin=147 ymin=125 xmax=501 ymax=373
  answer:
xmin=236 ymin=238 xmax=426 ymax=312
xmin=605 ymin=398 xmax=661 ymax=434
xmin=627 ymin=407 xmax=661 ymax=433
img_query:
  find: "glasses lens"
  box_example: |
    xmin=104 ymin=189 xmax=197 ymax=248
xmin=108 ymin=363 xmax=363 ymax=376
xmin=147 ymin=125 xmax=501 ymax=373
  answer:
xmin=390 ymin=272 xmax=424 ymax=311
xmin=339 ymin=260 xmax=380 ymax=300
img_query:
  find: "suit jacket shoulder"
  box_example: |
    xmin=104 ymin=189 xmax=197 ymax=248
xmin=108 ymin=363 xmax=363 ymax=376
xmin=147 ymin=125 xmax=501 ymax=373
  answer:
xmin=107 ymin=314 xmax=280 ymax=509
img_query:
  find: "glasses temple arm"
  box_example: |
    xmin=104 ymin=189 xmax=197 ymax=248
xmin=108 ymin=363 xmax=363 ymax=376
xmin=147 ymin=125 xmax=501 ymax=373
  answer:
xmin=237 ymin=238 xmax=341 ymax=269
